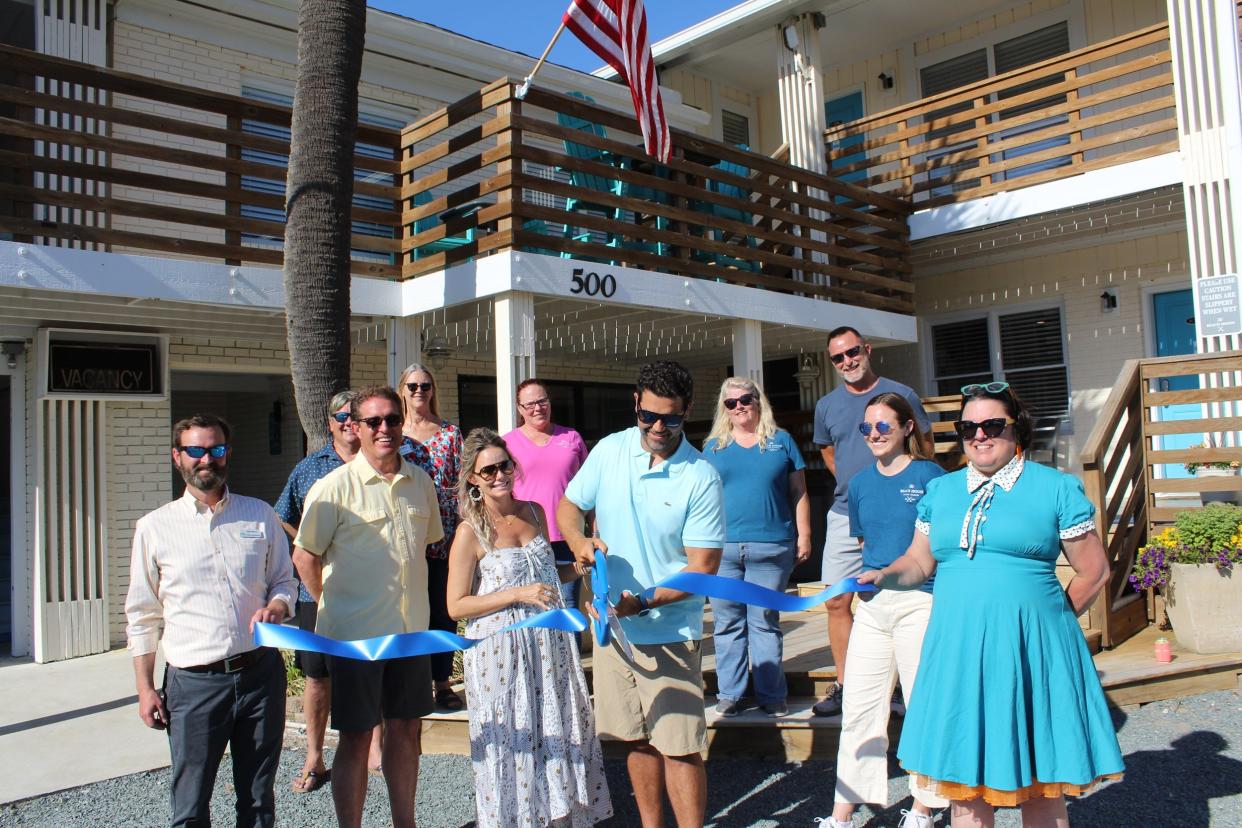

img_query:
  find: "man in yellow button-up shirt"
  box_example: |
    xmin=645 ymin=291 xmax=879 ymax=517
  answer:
xmin=293 ymin=386 xmax=443 ymax=828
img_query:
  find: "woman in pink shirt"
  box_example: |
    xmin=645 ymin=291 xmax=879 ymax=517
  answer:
xmin=502 ymin=379 xmax=589 ymax=614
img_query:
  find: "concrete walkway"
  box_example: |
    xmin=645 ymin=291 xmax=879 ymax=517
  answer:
xmin=0 ymin=648 xmax=169 ymax=804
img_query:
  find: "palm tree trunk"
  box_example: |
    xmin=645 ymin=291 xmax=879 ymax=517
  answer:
xmin=283 ymin=0 xmax=366 ymax=451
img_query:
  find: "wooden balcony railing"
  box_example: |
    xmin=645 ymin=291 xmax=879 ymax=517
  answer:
xmin=402 ymin=80 xmax=915 ymax=313
xmin=1081 ymin=349 xmax=1242 ymax=648
xmin=0 ymin=44 xmax=404 ymax=278
xmin=824 ymin=21 xmax=1181 ymax=208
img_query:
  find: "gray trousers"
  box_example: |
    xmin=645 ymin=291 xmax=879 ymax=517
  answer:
xmin=163 ymin=648 xmax=286 ymax=828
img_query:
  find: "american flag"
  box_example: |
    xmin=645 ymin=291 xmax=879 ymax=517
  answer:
xmin=563 ymin=0 xmax=671 ymax=162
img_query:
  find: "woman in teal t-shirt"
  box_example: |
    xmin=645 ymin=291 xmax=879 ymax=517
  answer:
xmin=823 ymin=391 xmax=946 ymax=828
xmin=702 ymin=377 xmax=810 ymax=718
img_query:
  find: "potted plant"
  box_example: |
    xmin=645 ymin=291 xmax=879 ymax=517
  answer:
xmin=1185 ymin=444 xmax=1240 ymax=505
xmin=1130 ymin=504 xmax=1242 ymax=653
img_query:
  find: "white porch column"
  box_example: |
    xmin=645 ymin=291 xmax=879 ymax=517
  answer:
xmin=775 ymin=13 xmax=828 ymax=175
xmin=387 ymin=316 xmax=422 ymax=388
xmin=1167 ymin=0 xmax=1242 ymax=353
xmin=731 ymin=319 xmax=764 ymax=386
xmin=775 ymin=13 xmax=829 ymax=282
xmin=495 ymin=291 xmax=536 ymax=433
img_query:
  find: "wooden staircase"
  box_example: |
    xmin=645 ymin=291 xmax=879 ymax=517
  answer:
xmin=1081 ymin=349 xmax=1242 ymax=649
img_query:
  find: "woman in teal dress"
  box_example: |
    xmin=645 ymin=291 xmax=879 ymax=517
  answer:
xmin=859 ymin=383 xmax=1123 ymax=827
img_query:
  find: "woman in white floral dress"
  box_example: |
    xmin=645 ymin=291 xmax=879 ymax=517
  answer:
xmin=446 ymin=428 xmax=611 ymax=828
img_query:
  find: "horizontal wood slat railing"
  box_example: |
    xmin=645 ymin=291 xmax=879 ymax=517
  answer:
xmin=400 ymin=80 xmax=914 ymax=312
xmin=824 ymin=20 xmax=1180 ymax=208
xmin=0 ymin=43 xmax=404 ymax=279
xmin=1081 ymin=349 xmax=1242 ymax=648
xmin=0 ymin=43 xmax=915 ymax=309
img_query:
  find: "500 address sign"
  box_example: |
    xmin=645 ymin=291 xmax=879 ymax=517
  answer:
xmin=569 ymin=268 xmax=617 ymax=298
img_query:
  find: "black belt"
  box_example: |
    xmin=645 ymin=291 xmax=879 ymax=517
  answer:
xmin=180 ymin=648 xmax=264 ymax=674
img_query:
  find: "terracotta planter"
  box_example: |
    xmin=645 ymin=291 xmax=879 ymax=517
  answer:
xmin=1165 ymin=562 xmax=1242 ymax=653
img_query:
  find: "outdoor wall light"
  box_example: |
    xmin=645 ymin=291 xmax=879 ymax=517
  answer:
xmin=877 ymin=72 xmax=894 ymax=90
xmin=1100 ymin=289 xmax=1119 ymax=313
xmin=2 ymin=340 xmax=25 ymax=369
xmin=423 ymin=335 xmax=454 ymax=370
xmin=783 ymin=25 xmax=799 ymax=51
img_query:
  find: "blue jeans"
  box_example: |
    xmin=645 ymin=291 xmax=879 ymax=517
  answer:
xmin=551 ymin=540 xmax=582 ymax=644
xmin=712 ymin=540 xmax=796 ymax=704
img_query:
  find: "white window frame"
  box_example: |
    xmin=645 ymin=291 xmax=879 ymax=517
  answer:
xmin=920 ymin=297 xmax=1071 ymax=419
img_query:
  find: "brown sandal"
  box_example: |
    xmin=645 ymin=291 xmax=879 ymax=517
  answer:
xmin=291 ymin=768 xmax=330 ymax=793
xmin=435 ymin=687 xmax=464 ymax=711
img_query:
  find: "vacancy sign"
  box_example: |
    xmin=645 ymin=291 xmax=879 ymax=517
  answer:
xmin=1198 ymin=274 xmax=1242 ymax=336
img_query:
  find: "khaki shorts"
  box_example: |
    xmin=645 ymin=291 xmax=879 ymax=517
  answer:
xmin=593 ymin=637 xmax=707 ymax=757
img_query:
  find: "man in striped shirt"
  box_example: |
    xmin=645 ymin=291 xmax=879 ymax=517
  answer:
xmin=126 ymin=412 xmax=297 ymax=828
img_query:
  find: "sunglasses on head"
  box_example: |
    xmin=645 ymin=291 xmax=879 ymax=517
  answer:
xmin=954 ymin=417 xmax=1015 ymax=439
xmin=358 ymin=414 xmax=403 ymax=430
xmin=858 ymin=421 xmax=898 ymax=436
xmin=961 ymin=381 xmax=1010 ymax=396
xmin=476 ymin=459 xmax=514 ymax=480
xmin=829 ymin=344 xmax=864 ymax=365
xmin=636 ymin=408 xmax=686 ymax=429
xmin=406 ymin=382 xmax=433 ymax=394
xmin=177 ymin=444 xmax=228 ymax=459
xmin=332 ymin=412 xmax=351 ymax=424
xmin=723 ymin=393 xmax=755 ymax=410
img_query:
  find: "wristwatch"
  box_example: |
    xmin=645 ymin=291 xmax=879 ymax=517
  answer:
xmin=634 ymin=591 xmax=651 ymax=616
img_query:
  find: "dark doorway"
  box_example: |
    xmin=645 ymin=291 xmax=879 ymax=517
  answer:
xmin=458 ymin=375 xmax=634 ymax=446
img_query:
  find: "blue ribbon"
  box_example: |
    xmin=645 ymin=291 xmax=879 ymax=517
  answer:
xmin=589 ymin=555 xmax=877 ymax=645
xmin=253 ymin=608 xmax=587 ymax=661
xmin=590 ymin=548 xmax=612 ymax=647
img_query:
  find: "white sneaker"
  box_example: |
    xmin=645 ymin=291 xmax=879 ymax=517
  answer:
xmin=897 ymin=809 xmax=936 ymax=828
xmin=812 ymin=818 xmax=854 ymax=828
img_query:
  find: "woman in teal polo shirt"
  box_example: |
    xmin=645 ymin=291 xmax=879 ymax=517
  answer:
xmin=702 ymin=377 xmax=811 ymax=717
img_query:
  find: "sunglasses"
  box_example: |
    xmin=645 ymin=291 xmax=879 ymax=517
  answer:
xmin=406 ymin=382 xmax=433 ymax=394
xmin=723 ymin=393 xmax=756 ymax=410
xmin=858 ymin=421 xmax=897 ymax=436
xmin=177 ymin=444 xmax=228 ymax=459
xmin=476 ymin=459 xmax=514 ymax=480
xmin=961 ymin=381 xmax=1010 ymax=396
xmin=829 ymin=344 xmax=864 ymax=365
xmin=518 ymin=397 xmax=550 ymax=411
xmin=358 ymin=414 xmax=404 ymax=430
xmin=332 ymin=412 xmax=351 ymax=424
xmin=954 ymin=417 xmax=1015 ymax=439
xmin=636 ymin=407 xmax=686 ymax=429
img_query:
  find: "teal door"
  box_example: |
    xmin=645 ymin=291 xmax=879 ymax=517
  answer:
xmin=826 ymin=91 xmax=865 ymax=192
xmin=1152 ymin=289 xmax=1198 ymax=478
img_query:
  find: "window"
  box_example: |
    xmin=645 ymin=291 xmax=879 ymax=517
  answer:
xmin=457 ymin=375 xmax=634 ymax=445
xmin=928 ymin=305 xmax=1069 ymax=422
xmin=919 ymin=21 xmax=1071 ymax=196
xmin=721 ymin=109 xmax=751 ymax=149
xmin=238 ymin=87 xmax=404 ymax=263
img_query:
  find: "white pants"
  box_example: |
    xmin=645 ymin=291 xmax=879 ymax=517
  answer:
xmin=832 ymin=589 xmax=947 ymax=808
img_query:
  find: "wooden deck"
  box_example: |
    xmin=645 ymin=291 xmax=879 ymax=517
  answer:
xmin=333 ymin=605 xmax=1242 ymax=760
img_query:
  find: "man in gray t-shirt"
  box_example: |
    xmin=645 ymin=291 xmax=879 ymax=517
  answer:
xmin=809 ymin=326 xmax=929 ymax=716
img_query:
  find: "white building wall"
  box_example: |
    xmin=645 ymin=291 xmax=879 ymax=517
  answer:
xmin=913 ymin=228 xmax=1190 ymax=471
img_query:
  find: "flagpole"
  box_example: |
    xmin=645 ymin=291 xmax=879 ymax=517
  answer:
xmin=516 ymin=19 xmax=568 ymax=99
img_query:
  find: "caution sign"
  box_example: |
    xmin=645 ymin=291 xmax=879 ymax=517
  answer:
xmin=1198 ymin=274 xmax=1242 ymax=337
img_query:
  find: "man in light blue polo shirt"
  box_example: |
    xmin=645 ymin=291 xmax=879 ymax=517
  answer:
xmin=558 ymin=360 xmax=724 ymax=828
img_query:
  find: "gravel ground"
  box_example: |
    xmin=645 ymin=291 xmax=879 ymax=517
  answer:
xmin=2 ymin=688 xmax=1239 ymax=827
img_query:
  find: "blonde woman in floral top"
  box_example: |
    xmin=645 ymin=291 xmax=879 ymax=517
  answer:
xmin=398 ymin=363 xmax=465 ymax=710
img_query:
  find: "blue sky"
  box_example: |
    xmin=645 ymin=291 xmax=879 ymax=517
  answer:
xmin=367 ymin=1 xmax=741 ymax=73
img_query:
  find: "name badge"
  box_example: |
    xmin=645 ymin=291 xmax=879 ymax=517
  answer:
xmin=240 ymin=529 xmax=265 ymax=539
